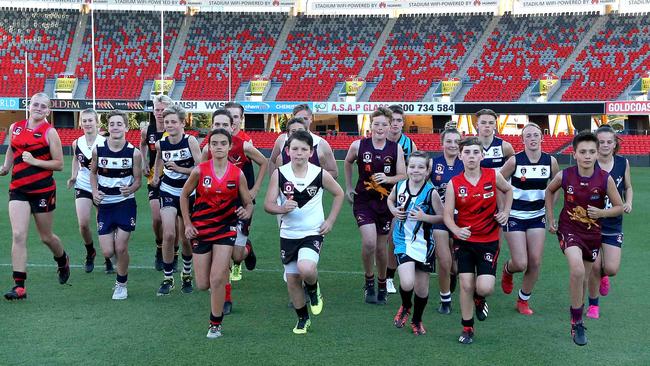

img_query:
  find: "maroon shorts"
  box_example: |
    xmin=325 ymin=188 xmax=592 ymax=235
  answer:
xmin=557 ymin=231 xmax=601 ymax=262
xmin=353 ymin=198 xmax=392 ymax=235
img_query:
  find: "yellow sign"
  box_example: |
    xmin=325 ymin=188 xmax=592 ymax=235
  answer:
xmin=250 ymin=80 xmax=269 ymax=95
xmin=539 ymin=79 xmax=558 ymax=95
xmin=153 ymin=79 xmax=174 ymax=94
xmin=345 ymin=80 xmax=364 ymax=96
xmin=641 ymin=77 xmax=650 ymax=93
xmin=441 ymin=80 xmax=460 ymax=95
xmin=55 ymin=77 xmax=76 ymax=92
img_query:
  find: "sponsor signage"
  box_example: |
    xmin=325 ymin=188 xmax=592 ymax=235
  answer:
xmin=606 ymin=101 xmax=650 ymax=115
xmin=312 ymin=102 xmax=455 ymax=115
xmin=171 ymin=100 xmax=310 ymax=113
xmin=307 ymin=0 xmax=497 ymax=14
xmin=18 ymin=99 xmax=147 ymax=111
xmin=0 ymin=98 xmax=20 ymax=111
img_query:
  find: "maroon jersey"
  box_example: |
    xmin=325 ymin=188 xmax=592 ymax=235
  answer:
xmin=192 ymin=161 xmax=240 ymax=244
xmin=355 ymin=138 xmax=398 ymax=202
xmin=558 ymin=166 xmax=609 ymax=239
xmin=9 ymin=120 xmax=56 ymax=194
xmin=451 ymin=168 xmax=499 ymax=243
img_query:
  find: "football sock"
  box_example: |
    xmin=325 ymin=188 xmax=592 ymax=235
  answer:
xmin=412 ymin=294 xmax=429 ymax=323
xmin=399 ymin=286 xmax=413 ymax=309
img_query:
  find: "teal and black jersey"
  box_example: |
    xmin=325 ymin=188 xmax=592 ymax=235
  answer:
xmin=397 ymin=133 xmax=415 ymax=161
xmin=392 ymin=179 xmax=436 ymax=263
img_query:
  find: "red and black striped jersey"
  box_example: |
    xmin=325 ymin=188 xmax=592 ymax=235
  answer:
xmin=9 ymin=120 xmax=56 ymax=194
xmin=191 ymin=161 xmax=241 ymax=243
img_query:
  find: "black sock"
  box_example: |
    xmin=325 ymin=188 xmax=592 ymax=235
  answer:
xmin=84 ymin=242 xmax=95 ymax=256
xmin=105 ymin=257 xmax=112 ymax=264
xmin=54 ymin=252 xmax=68 ymax=267
xmin=461 ymin=318 xmax=475 ymax=328
xmin=156 ymin=240 xmax=162 ymax=254
xmin=378 ymin=277 xmax=387 ymax=290
xmin=13 ymin=271 xmax=26 ymax=288
xmin=163 ymin=262 xmax=174 ymax=277
xmin=295 ymin=305 xmax=309 ymax=319
xmin=234 ymin=260 xmax=242 ymax=266
xmin=305 ymin=281 xmax=318 ymax=294
xmin=440 ymin=291 xmax=451 ymax=303
xmin=386 ymin=267 xmax=396 ymax=279
xmin=399 ymin=286 xmax=413 ymax=310
xmin=210 ymin=313 xmax=223 ymax=325
xmin=365 ymin=274 xmax=375 ymax=287
xmin=412 ymin=294 xmax=429 ymax=323
xmin=116 ymin=274 xmax=128 ymax=284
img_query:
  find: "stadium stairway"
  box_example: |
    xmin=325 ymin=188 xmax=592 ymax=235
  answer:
xmin=235 ymin=82 xmax=249 ymax=100
xmin=164 ymin=13 xmax=193 ymax=77
xmin=358 ymin=17 xmax=397 ymax=80
xmin=356 ymin=81 xmax=377 ymax=102
xmin=170 ymin=80 xmax=185 ymax=100
xmin=454 ymin=15 xmax=501 ymax=80
xmin=64 ymin=10 xmax=89 ymax=75
xmin=548 ymin=79 xmax=573 ymax=101
xmin=261 ymin=16 xmax=296 ymax=78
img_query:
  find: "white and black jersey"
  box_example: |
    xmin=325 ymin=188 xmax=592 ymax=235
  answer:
xmin=74 ymin=135 xmax=106 ymax=193
xmin=278 ymin=163 xmax=324 ymax=239
xmin=510 ymin=151 xmax=552 ymax=220
xmin=96 ymin=141 xmax=136 ymax=205
xmin=160 ymin=134 xmax=195 ymax=197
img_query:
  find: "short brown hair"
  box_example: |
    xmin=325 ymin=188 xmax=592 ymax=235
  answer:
xmin=407 ymin=150 xmax=431 ymax=169
xmin=292 ymin=103 xmax=312 ymax=116
xmin=475 ymin=108 xmax=498 ymax=120
xmin=224 ymin=102 xmax=244 ymax=117
xmin=371 ymin=106 xmax=392 ymax=121
xmin=106 ymin=110 xmax=128 ymax=125
xmin=459 ymin=137 xmax=481 ymax=151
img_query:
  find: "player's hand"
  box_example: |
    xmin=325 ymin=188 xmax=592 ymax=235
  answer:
xmin=623 ymin=203 xmax=632 ymax=214
xmin=151 ymin=175 xmax=160 ymax=187
xmin=547 ymin=218 xmax=558 ymax=234
xmin=455 ymin=226 xmax=471 ymax=241
xmin=390 ymin=206 xmax=406 ymax=221
xmin=142 ymin=165 xmax=151 ymax=178
xmin=0 ymin=166 xmax=9 ymax=176
xmin=249 ymin=188 xmax=258 ymax=200
xmin=21 ymin=151 xmax=37 ymax=166
xmin=587 ymin=205 xmax=602 ymax=219
xmin=283 ymin=199 xmax=298 ymax=213
xmin=373 ymin=173 xmax=388 ymax=184
xmin=235 ymin=206 xmax=252 ymax=220
xmin=119 ymin=184 xmax=134 ymax=196
xmin=408 ymin=206 xmax=426 ymax=221
xmin=494 ymin=211 xmax=509 ymax=226
xmin=185 ymin=224 xmax=198 ymax=239
xmin=164 ymin=161 xmax=180 ymax=172
xmin=319 ymin=219 xmax=334 ymax=235
xmin=93 ymin=190 xmax=105 ymax=205
xmin=345 ymin=189 xmax=356 ymax=204
xmin=67 ymin=177 xmax=76 ymax=189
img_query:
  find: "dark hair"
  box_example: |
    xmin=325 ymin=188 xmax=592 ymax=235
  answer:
xmin=208 ymin=128 xmax=232 ymax=145
xmin=407 ymin=150 xmax=431 ymax=169
xmin=475 ymin=108 xmax=498 ymax=120
xmin=595 ymin=124 xmax=621 ymax=155
xmin=441 ymin=127 xmax=461 ymax=141
xmin=459 ymin=136 xmax=481 ymax=151
xmin=224 ymin=102 xmax=244 ymax=116
xmin=212 ymin=109 xmax=233 ymax=125
xmin=286 ymin=117 xmax=307 ymax=132
xmin=287 ymin=130 xmax=313 ymax=150
xmin=388 ymin=104 xmax=404 ymax=116
xmin=292 ymin=103 xmax=312 ymax=117
xmin=106 ymin=110 xmax=129 ymax=125
xmin=572 ymin=130 xmax=599 ymax=150
xmin=371 ymin=106 xmax=393 ymax=121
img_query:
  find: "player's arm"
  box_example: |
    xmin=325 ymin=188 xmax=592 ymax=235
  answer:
xmin=320 ymin=170 xmax=344 ymax=235
xmin=264 ymin=169 xmax=296 ymax=215
xmin=121 ymin=149 xmax=143 ymax=196
xmin=317 ymin=139 xmax=339 ymax=179
xmin=201 ymin=144 xmax=210 ymax=162
xmin=499 ymin=155 xmax=516 ymax=180
xmin=443 ymin=180 xmax=467 ymax=240
xmin=503 ymin=140 xmax=515 ymax=159
xmin=384 ymin=147 xmax=407 ymax=185
xmin=140 ymin=128 xmax=149 ymax=175
xmin=244 ymin=141 xmax=269 ymax=200
xmin=89 ymin=147 xmax=103 ymax=205
xmin=588 ymin=176 xmax=623 ymax=219
xmin=152 ymin=141 xmax=163 ymax=186
xmin=545 ymin=171 xmax=563 ymax=233
xmin=67 ymin=140 xmax=79 ymax=189
xmin=275 ymin=153 xmax=283 ymax=169
xmin=0 ymin=123 xmax=15 ymax=176
xmin=189 ymin=135 xmax=203 ymax=165
xmin=386 ymin=185 xmax=403 ymax=219
xmin=181 ymin=167 xmax=200 ymax=239
xmin=343 ymin=140 xmax=360 ymax=203
xmin=25 ymin=128 xmax=63 ymax=171
xmin=550 ymin=156 xmax=561 ymax=204
xmin=268 ymin=134 xmax=284 ymax=177
xmin=623 ymin=159 xmax=633 ymax=213
xmin=236 ymin=172 xmax=253 ymax=220
xmin=494 ymin=172 xmax=513 ymax=225
xmin=411 ymin=140 xmax=418 ymax=152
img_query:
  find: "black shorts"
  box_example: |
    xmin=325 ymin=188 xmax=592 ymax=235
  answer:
xmin=395 ymin=252 xmax=435 ymax=273
xmin=454 ymin=240 xmax=500 ymax=276
xmin=9 ymin=190 xmax=56 ymax=213
xmin=191 ymin=236 xmax=236 ymax=254
xmin=280 ymin=235 xmax=323 ymax=265
xmin=75 ymin=188 xmax=93 ymax=200
xmin=147 ymin=184 xmax=160 ymax=201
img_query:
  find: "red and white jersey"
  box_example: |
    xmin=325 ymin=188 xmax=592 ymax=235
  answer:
xmin=451 ymin=167 xmax=499 ymax=243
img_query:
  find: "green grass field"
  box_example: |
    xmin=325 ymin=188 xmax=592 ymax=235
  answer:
xmin=0 ymin=160 xmax=648 ymax=365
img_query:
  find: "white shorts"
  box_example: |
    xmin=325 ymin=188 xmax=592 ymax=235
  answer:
xmin=283 ymin=248 xmax=320 ymax=280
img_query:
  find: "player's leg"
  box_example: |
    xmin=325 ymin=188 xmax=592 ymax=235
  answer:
xmin=411 ymin=268 xmax=431 ymax=335
xmin=207 ymin=244 xmax=233 ymax=338
xmin=375 ymin=233 xmax=389 ymax=304
xmin=474 ymin=241 xmax=498 ymax=322
xmin=359 ymin=223 xmax=378 ymax=304
xmin=297 ymin=243 xmax=322 ymax=316
xmin=286 ymin=266 xmax=311 ymax=334
xmin=394 ymin=259 xmax=414 ymax=328
xmin=565 ymin=245 xmax=591 ymax=346
xmin=5 ymin=200 xmax=31 ymax=300
xmin=149 ymin=187 xmax=164 ymax=270
xmin=587 ymin=238 xmax=621 ymax=319
xmin=518 ymin=228 xmax=545 ymax=315
xmin=502 ymin=226 xmax=527 ymax=294
xmin=177 ymin=216 xmax=193 ymax=293
xmin=158 ymin=204 xmax=178 ymax=295
xmin=456 ymin=243 xmax=476 ymax=344
xmin=111 ymin=229 xmax=131 ymax=300
xmin=386 ymin=220 xmax=397 ymax=294
xmin=434 ymin=229 xmax=453 ymax=314
xmin=33 ymin=208 xmax=68 ymax=285
xmin=75 ymin=195 xmax=97 ymax=272
xmin=230 ymin=224 xmax=247 ymax=282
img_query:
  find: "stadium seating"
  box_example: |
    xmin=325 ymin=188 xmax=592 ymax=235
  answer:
xmin=465 ymin=13 xmax=596 ymax=102
xmin=177 ymin=12 xmax=286 ymax=100
xmin=562 ymin=13 xmax=650 ymax=101
xmin=0 ymin=8 xmax=77 ymax=97
xmin=271 ymin=15 xmax=388 ymax=101
xmin=367 ymin=14 xmax=492 ymax=101
xmin=57 ymin=128 xmax=141 ymax=147
xmin=563 ymin=134 xmax=650 ymax=155
xmin=75 ymin=11 xmax=184 ymax=99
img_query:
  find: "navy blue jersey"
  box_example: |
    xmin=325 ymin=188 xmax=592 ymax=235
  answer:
xmin=596 ymin=155 xmax=627 ymax=234
xmin=480 ymin=136 xmax=507 ymax=170
xmin=430 ymin=155 xmax=463 ymax=202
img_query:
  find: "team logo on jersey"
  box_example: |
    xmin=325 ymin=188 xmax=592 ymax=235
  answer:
xmin=13 ymin=127 xmax=22 ymax=135
xmin=397 ymin=192 xmax=407 ymax=206
xmin=483 ymin=192 xmax=494 ymax=199
xmin=458 ymin=186 xmax=468 ymax=198
xmin=164 ymin=152 xmax=171 ymax=160
xmin=100 ymin=158 xmax=108 ymax=167
xmin=283 ymin=181 xmax=295 ymax=199
xmin=149 ymin=135 xmax=156 ymax=144
xmin=306 ymin=186 xmax=318 ymax=197
xmin=98 ymin=222 xmax=104 ymax=231
xmin=33 ymin=133 xmax=42 ymax=138
xmin=616 ymin=234 xmax=623 ymax=244
xmin=280 ymin=249 xmax=286 ymax=260
xmin=567 ymin=185 xmax=574 ymax=195
xmin=590 ymin=188 xmax=601 ymax=201
xmin=435 ymin=164 xmax=444 ymax=174
xmin=77 ymin=154 xmax=85 ymax=163
xmin=541 ymin=167 xmax=548 ymax=176
xmin=227 ymin=181 xmax=236 ymax=189
xmin=312 ymin=240 xmax=321 ymax=251
xmin=130 ymin=217 xmax=136 ymax=227
xmin=384 ymin=156 xmax=393 ymax=164
xmin=39 ymin=199 xmax=47 ymax=208
xmin=591 ymin=249 xmax=599 ymax=261
xmin=362 ymin=152 xmax=372 ymax=163
xmin=484 ymin=253 xmax=494 ymax=263
xmin=384 ymin=165 xmax=391 ymax=174
xmin=122 ymin=158 xmax=130 ymax=167
xmin=179 ymin=150 xmax=187 ymax=158
xmin=202 ymin=176 xmax=212 ymax=188
xmin=483 ymin=183 xmax=493 ymax=191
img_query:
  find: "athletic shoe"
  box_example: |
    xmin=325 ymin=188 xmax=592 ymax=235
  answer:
xmin=307 ymin=283 xmax=323 ymax=315
xmin=364 ymin=284 xmax=376 ymax=304
xmin=410 ymin=321 xmax=426 ymax=335
xmin=206 ymin=324 xmax=223 ymax=339
xmin=586 ymin=305 xmax=600 ymax=319
xmin=501 ymin=264 xmax=513 ymax=294
xmin=571 ymin=322 xmax=588 ymax=346
xmin=223 ymin=301 xmax=232 ymax=315
xmin=386 ymin=278 xmax=397 ymax=294
xmin=599 ymin=275 xmax=610 ymax=297
xmin=157 ymin=278 xmax=174 ymax=296
xmin=230 ymin=264 xmax=242 ymax=281
xmin=57 ymin=255 xmax=70 ymax=284
xmin=437 ymin=301 xmax=452 ymax=315
xmin=244 ymin=242 xmax=257 ymax=271
xmin=475 ymin=298 xmax=489 ymax=321
xmin=105 ymin=259 xmax=115 ymax=275
xmin=293 ymin=317 xmax=311 ymax=334
xmin=181 ymin=275 xmax=193 ymax=294
xmin=112 ymin=282 xmax=128 ymax=300
xmin=154 ymin=250 xmax=163 ymax=271
xmin=458 ymin=326 xmax=474 ymax=344
xmin=376 ymin=288 xmax=388 ymax=305
xmin=4 ymin=286 xmax=27 ymax=301
xmin=84 ymin=252 xmax=96 ymax=273
xmin=393 ymin=305 xmax=410 ymax=328
xmin=516 ymin=298 xmax=534 ymax=315
xmin=450 ymin=273 xmax=457 ymax=294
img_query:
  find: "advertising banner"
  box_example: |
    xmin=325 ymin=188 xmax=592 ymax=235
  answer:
xmin=441 ymin=79 xmax=460 ymax=95
xmin=606 ymin=101 xmax=650 ymax=115
xmin=250 ymin=80 xmax=269 ymax=95
xmin=0 ymin=98 xmax=21 ymax=111
xmin=55 ymin=77 xmax=77 ymax=93
xmin=641 ymin=77 xmax=650 ymax=93
xmin=307 ymin=0 xmax=497 ymax=14
xmin=312 ymin=102 xmax=455 ymax=115
xmin=153 ymin=79 xmax=174 ymax=94
xmin=172 ymin=100 xmax=310 ymax=113
xmin=345 ymin=80 xmax=364 ymax=96
xmin=18 ymin=99 xmax=147 ymax=111
xmin=539 ymin=79 xmax=558 ymax=95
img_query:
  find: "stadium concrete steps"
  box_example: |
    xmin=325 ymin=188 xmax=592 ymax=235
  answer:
xmin=164 ymin=13 xmax=193 ymax=78
xmin=64 ymin=11 xmax=87 ymax=75
xmin=74 ymin=79 xmax=90 ymax=99
xmin=328 ymin=82 xmax=344 ymax=102
xmin=265 ymin=82 xmax=282 ymax=101
xmin=454 ymin=15 xmax=501 ymax=79
xmin=170 ymin=80 xmax=185 ymax=100
xmin=235 ymin=81 xmax=249 ymax=100
xmin=44 ymin=79 xmax=56 ymax=97
xmin=518 ymin=81 xmax=538 ymax=102
xmin=358 ymin=17 xmax=396 ymax=80
xmin=548 ymin=79 xmax=573 ymax=102
xmin=261 ymin=16 xmax=296 ymax=77
xmin=139 ymin=80 xmax=154 ymax=100
xmin=356 ymin=82 xmax=377 ymax=102
xmin=453 ymin=81 xmax=474 ymax=102
xmin=617 ymin=79 xmax=639 ymax=101
xmin=423 ymin=81 xmax=442 ymax=102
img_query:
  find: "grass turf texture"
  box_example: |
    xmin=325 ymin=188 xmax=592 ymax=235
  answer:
xmin=0 ymin=160 xmax=647 ymax=365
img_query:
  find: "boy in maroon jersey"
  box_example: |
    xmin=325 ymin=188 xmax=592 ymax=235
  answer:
xmin=545 ymin=131 xmax=623 ymax=346
xmin=444 ymin=137 xmax=512 ymax=344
